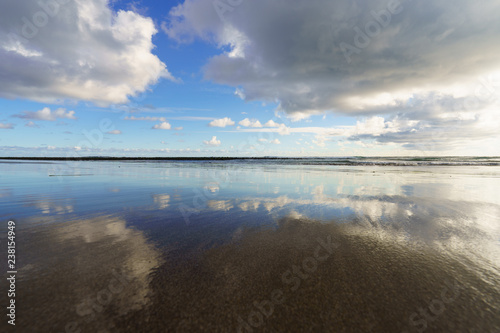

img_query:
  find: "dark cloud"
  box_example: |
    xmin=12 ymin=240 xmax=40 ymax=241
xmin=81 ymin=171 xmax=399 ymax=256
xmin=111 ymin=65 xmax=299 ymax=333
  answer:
xmin=164 ymin=0 xmax=500 ymax=117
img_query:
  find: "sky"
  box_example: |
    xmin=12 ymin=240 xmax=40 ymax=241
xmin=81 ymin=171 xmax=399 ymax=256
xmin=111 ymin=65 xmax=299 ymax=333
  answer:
xmin=0 ymin=0 xmax=499 ymax=157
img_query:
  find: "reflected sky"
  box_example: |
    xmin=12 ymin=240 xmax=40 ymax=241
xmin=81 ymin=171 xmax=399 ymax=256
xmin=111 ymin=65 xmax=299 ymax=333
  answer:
xmin=1 ymin=160 xmax=499 ymax=332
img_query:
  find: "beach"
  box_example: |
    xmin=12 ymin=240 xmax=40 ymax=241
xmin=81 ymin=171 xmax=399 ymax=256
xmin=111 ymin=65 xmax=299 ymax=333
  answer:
xmin=1 ymin=158 xmax=499 ymax=332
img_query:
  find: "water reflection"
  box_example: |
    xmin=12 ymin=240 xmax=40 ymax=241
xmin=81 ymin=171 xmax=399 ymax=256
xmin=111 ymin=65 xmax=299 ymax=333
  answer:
xmin=26 ymin=197 xmax=75 ymax=214
xmin=152 ymin=194 xmax=170 ymax=209
xmin=13 ymin=215 xmax=161 ymax=332
xmin=118 ymin=216 xmax=500 ymax=332
xmin=1 ymin=161 xmax=500 ymax=332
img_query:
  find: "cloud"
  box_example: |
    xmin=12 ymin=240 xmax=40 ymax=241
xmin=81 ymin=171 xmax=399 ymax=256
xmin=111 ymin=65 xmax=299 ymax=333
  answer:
xmin=209 ymin=117 xmax=235 ymax=127
xmin=168 ymin=116 xmax=216 ymax=121
xmin=312 ymin=136 xmax=327 ymax=147
xmin=0 ymin=145 xmax=240 ymax=157
xmin=239 ymin=123 xmax=291 ymax=135
xmin=0 ymin=0 xmax=175 ymax=105
xmin=277 ymin=124 xmax=292 ymax=135
xmin=125 ymin=116 xmax=167 ymax=122
xmin=174 ymin=127 xmax=183 ymax=131
xmin=0 ymin=123 xmax=14 ymax=129
xmin=346 ymin=111 xmax=500 ymax=151
xmin=239 ymin=118 xmax=263 ymax=128
xmin=286 ymin=111 xmax=323 ymax=122
xmin=107 ymin=130 xmax=122 ymax=135
xmin=13 ymin=107 xmax=76 ymax=121
xmin=264 ymin=120 xmax=280 ymax=128
xmin=235 ymin=88 xmax=246 ymax=99
xmin=204 ymin=136 xmax=221 ymax=146
xmin=236 ymin=109 xmax=500 ymax=151
xmin=152 ymin=122 xmax=172 ymax=130
xmin=25 ymin=121 xmax=39 ymax=128
xmin=164 ymin=0 xmax=500 ymax=122
xmin=257 ymin=138 xmax=280 ymax=145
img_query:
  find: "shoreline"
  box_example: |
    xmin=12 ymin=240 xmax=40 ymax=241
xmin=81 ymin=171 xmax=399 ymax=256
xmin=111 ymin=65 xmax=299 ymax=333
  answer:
xmin=1 ymin=156 xmax=500 ymax=167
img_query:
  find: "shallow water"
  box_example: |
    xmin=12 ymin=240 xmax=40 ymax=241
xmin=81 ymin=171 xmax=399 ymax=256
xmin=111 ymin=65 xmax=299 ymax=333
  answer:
xmin=1 ymin=160 xmax=499 ymax=332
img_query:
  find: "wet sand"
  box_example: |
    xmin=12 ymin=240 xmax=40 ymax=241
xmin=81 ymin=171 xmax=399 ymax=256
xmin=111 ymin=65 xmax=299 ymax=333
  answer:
xmin=12 ymin=216 xmax=498 ymax=332
xmin=120 ymin=218 xmax=499 ymax=332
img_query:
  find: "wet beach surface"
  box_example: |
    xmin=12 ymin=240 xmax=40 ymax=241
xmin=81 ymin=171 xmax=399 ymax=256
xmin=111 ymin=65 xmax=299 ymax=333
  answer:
xmin=1 ymin=159 xmax=499 ymax=332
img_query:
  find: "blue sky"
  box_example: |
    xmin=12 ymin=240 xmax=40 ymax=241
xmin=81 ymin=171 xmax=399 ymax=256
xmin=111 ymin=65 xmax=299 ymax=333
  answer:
xmin=1 ymin=0 xmax=499 ymax=157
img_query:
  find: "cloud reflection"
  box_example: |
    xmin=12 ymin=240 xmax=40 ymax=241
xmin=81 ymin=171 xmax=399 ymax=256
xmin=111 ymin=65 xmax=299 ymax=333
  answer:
xmin=18 ymin=215 xmax=161 ymax=332
xmin=153 ymin=194 xmax=170 ymax=209
xmin=207 ymin=200 xmax=234 ymax=211
xmin=203 ymin=188 xmax=500 ymax=278
xmin=27 ymin=198 xmax=74 ymax=214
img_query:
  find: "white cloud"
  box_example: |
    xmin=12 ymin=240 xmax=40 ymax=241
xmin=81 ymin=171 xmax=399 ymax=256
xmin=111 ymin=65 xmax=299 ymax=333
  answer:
xmin=209 ymin=117 xmax=235 ymax=127
xmin=25 ymin=121 xmax=39 ymax=128
xmin=152 ymin=122 xmax=172 ymax=130
xmin=174 ymin=127 xmax=183 ymax=131
xmin=235 ymin=88 xmax=246 ymax=99
xmin=236 ymin=110 xmax=500 ymax=151
xmin=0 ymin=0 xmax=175 ymax=105
xmin=264 ymin=120 xmax=280 ymax=127
xmin=312 ymin=135 xmax=327 ymax=147
xmin=239 ymin=118 xmax=263 ymax=128
xmin=125 ymin=116 xmax=167 ymax=122
xmin=287 ymin=112 xmax=321 ymax=122
xmin=0 ymin=123 xmax=14 ymax=129
xmin=0 ymin=145 xmax=262 ymax=157
xmin=204 ymin=136 xmax=221 ymax=146
xmin=107 ymin=130 xmax=122 ymax=135
xmin=13 ymin=107 xmax=76 ymax=121
xmin=236 ymin=123 xmax=292 ymax=136
xmin=277 ymin=124 xmax=291 ymax=135
xmin=168 ymin=116 xmax=216 ymax=121
xmin=257 ymin=138 xmax=280 ymax=145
